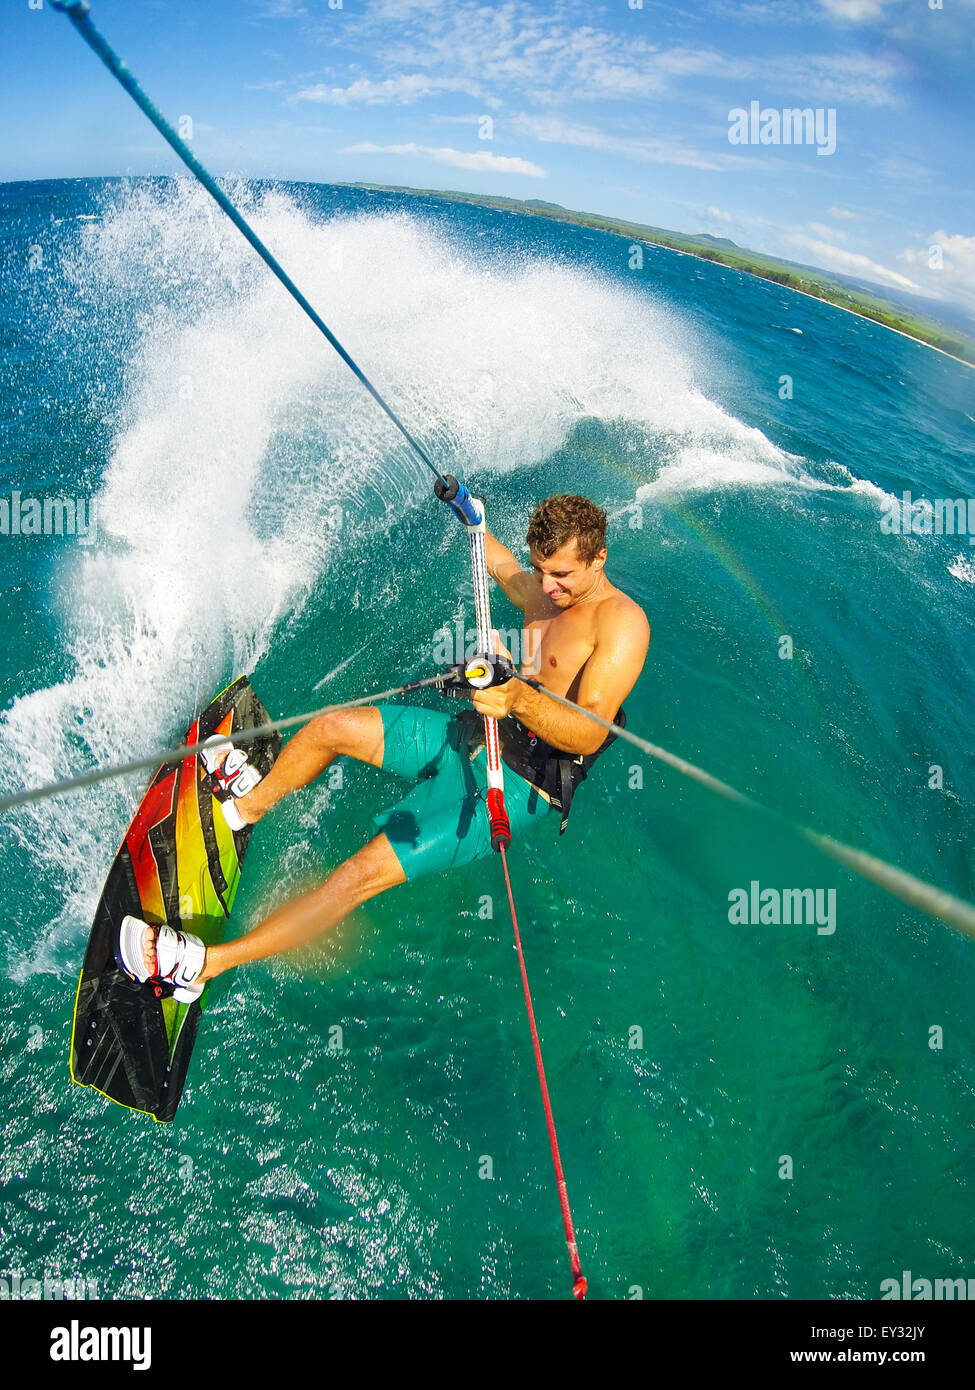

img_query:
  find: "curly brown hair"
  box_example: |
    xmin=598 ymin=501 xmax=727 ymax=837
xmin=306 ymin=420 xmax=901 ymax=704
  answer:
xmin=526 ymin=495 xmax=607 ymax=565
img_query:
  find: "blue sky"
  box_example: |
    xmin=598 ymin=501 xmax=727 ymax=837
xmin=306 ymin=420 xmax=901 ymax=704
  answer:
xmin=5 ymin=0 xmax=975 ymax=313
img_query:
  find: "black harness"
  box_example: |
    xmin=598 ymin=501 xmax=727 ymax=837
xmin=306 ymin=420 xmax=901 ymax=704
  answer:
xmin=499 ymin=708 xmax=626 ymax=834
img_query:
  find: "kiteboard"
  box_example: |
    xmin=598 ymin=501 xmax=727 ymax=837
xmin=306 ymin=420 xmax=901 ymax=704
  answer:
xmin=70 ymin=676 xmax=280 ymax=1122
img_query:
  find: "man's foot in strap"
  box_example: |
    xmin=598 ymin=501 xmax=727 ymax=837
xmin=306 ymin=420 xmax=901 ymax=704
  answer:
xmin=200 ymin=735 xmax=262 ymax=831
xmin=116 ymin=916 xmax=207 ymax=1003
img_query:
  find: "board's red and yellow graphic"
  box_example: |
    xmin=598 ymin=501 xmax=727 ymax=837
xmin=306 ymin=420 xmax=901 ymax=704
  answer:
xmin=124 ymin=766 xmax=178 ymax=924
xmin=70 ymin=677 xmax=280 ymax=1122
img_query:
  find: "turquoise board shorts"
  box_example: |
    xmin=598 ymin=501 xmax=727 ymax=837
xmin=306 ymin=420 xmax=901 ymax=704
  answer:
xmin=370 ymin=704 xmax=561 ymax=883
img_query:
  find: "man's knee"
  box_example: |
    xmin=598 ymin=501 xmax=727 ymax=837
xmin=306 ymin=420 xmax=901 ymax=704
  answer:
xmin=308 ymin=707 xmax=383 ymax=765
xmin=342 ymin=834 xmax=407 ymax=900
xmin=306 ymin=709 xmax=349 ymax=747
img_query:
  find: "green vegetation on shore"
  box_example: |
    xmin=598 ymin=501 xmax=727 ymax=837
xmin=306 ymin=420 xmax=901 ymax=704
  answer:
xmin=348 ymin=183 xmax=975 ymax=368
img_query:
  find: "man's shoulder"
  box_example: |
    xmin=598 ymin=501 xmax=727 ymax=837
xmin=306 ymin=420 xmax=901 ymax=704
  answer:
xmin=595 ymin=588 xmax=650 ymax=642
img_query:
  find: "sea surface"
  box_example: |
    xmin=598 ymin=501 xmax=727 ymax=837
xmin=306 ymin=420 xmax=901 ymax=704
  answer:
xmin=1 ymin=177 xmax=973 ymax=1300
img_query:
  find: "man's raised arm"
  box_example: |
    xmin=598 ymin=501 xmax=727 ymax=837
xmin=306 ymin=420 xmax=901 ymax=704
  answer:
xmin=484 ymin=527 xmax=535 ymax=611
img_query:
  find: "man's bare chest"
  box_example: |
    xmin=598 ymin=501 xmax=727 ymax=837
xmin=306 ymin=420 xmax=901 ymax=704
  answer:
xmin=521 ymin=608 xmax=597 ymax=697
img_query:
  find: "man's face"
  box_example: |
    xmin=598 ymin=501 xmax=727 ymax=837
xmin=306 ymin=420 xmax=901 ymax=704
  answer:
xmin=528 ymin=537 xmax=606 ymax=607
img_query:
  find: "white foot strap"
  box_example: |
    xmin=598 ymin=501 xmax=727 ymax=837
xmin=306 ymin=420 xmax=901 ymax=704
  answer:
xmin=117 ymin=916 xmax=206 ymax=1003
xmin=200 ymin=735 xmax=262 ymax=804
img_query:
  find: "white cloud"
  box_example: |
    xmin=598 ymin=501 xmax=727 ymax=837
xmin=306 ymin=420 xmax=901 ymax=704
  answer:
xmin=342 ymin=3 xmax=754 ymax=108
xmin=368 ymin=0 xmax=445 ymax=17
xmin=342 ymin=2 xmax=904 ymax=108
xmin=877 ymin=155 xmax=932 ymax=183
xmin=343 ymin=143 xmax=545 ymax=176
xmin=786 ymin=232 xmax=921 ymax=291
xmin=295 ymin=75 xmax=479 ymax=106
xmin=811 ymin=221 xmax=844 ymax=239
xmin=566 ymin=44 xmax=747 ymax=102
xmin=901 ymin=231 xmax=975 ymax=310
xmin=709 ymin=0 xmax=807 ymax=22
xmin=274 ymin=0 xmax=905 ymax=139
xmin=254 ymin=0 xmax=308 ymax=16
xmin=818 ymin=0 xmax=888 ymax=21
xmin=827 ymin=206 xmax=858 ymax=220
xmin=427 ymin=113 xmax=493 ymax=126
xmin=509 ymin=113 xmax=738 ymax=172
xmin=706 ymin=206 xmax=733 ymax=223
xmin=766 ymin=51 xmax=904 ymax=107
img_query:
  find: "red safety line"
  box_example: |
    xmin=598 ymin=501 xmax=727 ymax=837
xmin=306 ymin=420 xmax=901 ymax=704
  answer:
xmin=498 ymin=842 xmax=587 ymax=1300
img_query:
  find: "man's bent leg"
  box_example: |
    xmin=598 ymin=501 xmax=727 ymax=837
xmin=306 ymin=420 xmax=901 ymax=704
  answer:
xmin=200 ymin=832 xmax=406 ymax=982
xmin=235 ymin=707 xmax=386 ymax=825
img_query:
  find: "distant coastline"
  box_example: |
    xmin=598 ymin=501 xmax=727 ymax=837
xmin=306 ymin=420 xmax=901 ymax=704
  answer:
xmin=633 ymin=235 xmax=975 ymax=373
xmin=347 ymin=182 xmax=975 ymax=371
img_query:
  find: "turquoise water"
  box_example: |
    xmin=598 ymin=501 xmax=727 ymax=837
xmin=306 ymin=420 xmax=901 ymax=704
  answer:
xmin=1 ymin=177 xmax=974 ymax=1300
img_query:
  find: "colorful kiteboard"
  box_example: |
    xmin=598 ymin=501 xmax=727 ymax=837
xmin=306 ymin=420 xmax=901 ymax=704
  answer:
xmin=70 ymin=676 xmax=280 ymax=1122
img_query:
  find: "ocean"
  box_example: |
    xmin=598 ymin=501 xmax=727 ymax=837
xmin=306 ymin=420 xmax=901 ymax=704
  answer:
xmin=1 ymin=176 xmax=973 ymax=1300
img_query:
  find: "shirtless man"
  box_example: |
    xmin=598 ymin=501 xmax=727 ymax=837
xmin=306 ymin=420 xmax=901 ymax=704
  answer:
xmin=117 ymin=494 xmax=650 ymax=1000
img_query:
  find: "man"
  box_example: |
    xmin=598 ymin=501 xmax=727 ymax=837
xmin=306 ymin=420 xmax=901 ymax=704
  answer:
xmin=118 ymin=494 xmax=650 ymax=999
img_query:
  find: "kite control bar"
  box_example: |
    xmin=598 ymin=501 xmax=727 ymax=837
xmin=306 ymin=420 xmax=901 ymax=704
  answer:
xmin=436 ymin=474 xmax=510 ymax=850
xmin=435 ymin=652 xmax=516 ymax=696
